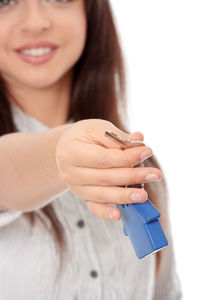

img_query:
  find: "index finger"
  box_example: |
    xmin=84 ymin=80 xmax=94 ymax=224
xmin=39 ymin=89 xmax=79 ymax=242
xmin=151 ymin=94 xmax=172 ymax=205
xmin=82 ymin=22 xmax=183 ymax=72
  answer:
xmin=69 ymin=141 xmax=152 ymax=168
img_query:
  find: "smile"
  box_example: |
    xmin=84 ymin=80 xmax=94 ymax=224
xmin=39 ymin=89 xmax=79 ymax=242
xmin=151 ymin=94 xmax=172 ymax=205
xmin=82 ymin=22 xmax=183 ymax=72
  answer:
xmin=15 ymin=47 xmax=59 ymax=65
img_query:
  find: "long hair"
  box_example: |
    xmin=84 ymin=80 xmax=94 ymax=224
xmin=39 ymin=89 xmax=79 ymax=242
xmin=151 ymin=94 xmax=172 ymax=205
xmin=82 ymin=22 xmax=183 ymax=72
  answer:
xmin=0 ymin=0 xmax=169 ymax=278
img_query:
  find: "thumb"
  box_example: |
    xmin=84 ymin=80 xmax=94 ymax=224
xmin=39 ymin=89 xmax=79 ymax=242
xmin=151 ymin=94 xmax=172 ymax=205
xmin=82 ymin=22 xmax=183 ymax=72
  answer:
xmin=127 ymin=131 xmax=144 ymax=142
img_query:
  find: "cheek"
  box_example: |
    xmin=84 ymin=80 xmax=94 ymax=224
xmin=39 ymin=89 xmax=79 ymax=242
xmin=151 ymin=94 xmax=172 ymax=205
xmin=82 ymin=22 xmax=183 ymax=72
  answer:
xmin=0 ymin=31 xmax=9 ymax=69
xmin=61 ymin=13 xmax=87 ymax=58
xmin=0 ymin=17 xmax=15 ymax=65
xmin=0 ymin=23 xmax=10 ymax=51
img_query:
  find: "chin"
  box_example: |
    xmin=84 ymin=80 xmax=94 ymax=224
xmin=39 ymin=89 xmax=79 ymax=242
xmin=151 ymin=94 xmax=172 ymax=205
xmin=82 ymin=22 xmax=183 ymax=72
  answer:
xmin=17 ymin=72 xmax=67 ymax=89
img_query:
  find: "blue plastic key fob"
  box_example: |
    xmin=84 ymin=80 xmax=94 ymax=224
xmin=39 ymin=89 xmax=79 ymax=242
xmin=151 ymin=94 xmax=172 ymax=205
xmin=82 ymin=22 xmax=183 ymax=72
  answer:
xmin=117 ymin=200 xmax=168 ymax=259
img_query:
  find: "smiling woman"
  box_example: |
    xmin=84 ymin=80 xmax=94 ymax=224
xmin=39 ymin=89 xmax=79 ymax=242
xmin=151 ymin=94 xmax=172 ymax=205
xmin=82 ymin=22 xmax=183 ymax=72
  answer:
xmin=0 ymin=0 xmax=182 ymax=299
xmin=0 ymin=0 xmax=87 ymax=93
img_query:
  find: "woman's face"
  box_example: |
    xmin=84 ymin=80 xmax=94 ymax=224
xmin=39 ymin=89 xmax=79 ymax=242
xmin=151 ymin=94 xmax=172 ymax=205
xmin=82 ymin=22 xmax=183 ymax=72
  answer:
xmin=0 ymin=0 xmax=87 ymax=88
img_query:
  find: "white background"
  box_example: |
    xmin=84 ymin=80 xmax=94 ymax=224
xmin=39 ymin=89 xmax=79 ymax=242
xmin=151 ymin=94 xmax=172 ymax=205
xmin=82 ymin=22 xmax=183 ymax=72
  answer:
xmin=110 ymin=1 xmax=200 ymax=299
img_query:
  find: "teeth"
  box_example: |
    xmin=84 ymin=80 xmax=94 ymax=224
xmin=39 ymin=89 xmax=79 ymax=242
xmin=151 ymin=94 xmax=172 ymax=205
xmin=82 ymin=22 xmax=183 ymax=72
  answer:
xmin=20 ymin=48 xmax=53 ymax=56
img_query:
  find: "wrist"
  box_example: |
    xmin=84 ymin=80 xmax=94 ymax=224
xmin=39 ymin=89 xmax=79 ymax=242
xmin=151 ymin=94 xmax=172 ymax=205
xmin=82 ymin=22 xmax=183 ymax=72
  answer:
xmin=40 ymin=124 xmax=73 ymax=196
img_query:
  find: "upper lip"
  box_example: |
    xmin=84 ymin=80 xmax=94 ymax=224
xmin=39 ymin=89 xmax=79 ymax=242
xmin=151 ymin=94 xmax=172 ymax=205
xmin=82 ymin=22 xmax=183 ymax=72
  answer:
xmin=14 ymin=41 xmax=59 ymax=52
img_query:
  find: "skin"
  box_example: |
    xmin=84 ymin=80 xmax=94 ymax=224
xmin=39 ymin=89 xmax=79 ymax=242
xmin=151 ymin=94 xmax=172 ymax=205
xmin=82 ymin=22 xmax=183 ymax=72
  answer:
xmin=0 ymin=0 xmax=162 ymax=220
xmin=0 ymin=0 xmax=87 ymax=127
xmin=55 ymin=120 xmax=162 ymax=220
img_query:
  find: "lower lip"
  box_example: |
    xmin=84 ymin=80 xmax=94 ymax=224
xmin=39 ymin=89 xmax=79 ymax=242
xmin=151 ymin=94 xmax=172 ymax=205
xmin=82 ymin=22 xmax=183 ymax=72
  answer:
xmin=15 ymin=47 xmax=58 ymax=65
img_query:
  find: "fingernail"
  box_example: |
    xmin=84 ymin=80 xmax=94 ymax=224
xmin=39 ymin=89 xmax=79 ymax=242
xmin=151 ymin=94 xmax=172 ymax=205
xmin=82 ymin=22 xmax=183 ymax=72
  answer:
xmin=108 ymin=212 xmax=113 ymax=219
xmin=127 ymin=133 xmax=134 ymax=137
xmin=140 ymin=150 xmax=152 ymax=161
xmin=127 ymin=132 xmax=138 ymax=138
xmin=130 ymin=193 xmax=142 ymax=201
xmin=108 ymin=210 xmax=119 ymax=219
xmin=145 ymin=173 xmax=160 ymax=181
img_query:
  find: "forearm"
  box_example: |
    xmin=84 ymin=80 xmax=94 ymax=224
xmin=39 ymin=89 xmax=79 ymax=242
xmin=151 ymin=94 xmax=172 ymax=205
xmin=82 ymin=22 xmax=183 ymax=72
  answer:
xmin=0 ymin=124 xmax=71 ymax=212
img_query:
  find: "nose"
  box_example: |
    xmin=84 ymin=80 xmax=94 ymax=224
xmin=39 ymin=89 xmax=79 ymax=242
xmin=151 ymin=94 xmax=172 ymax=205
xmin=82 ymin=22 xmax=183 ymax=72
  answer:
xmin=19 ymin=4 xmax=51 ymax=35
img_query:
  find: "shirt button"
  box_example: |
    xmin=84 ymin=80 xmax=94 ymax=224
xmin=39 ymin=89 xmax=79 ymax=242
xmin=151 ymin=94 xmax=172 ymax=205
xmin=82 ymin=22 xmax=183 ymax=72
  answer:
xmin=77 ymin=219 xmax=85 ymax=228
xmin=90 ymin=270 xmax=98 ymax=278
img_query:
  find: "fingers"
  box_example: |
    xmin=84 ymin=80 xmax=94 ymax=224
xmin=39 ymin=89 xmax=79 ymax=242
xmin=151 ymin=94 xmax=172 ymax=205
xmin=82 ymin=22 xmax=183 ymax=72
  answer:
xmin=70 ymin=184 xmax=149 ymax=205
xmin=63 ymin=166 xmax=162 ymax=187
xmin=62 ymin=141 xmax=152 ymax=169
xmin=85 ymin=200 xmax=121 ymax=221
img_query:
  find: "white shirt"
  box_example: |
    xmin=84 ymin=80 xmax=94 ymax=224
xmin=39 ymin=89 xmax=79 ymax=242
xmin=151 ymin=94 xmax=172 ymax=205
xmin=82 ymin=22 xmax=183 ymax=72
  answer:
xmin=0 ymin=105 xmax=182 ymax=300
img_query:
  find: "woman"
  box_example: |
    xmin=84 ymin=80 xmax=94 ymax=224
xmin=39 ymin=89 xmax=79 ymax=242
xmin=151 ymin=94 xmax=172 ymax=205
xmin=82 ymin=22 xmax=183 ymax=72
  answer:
xmin=0 ymin=0 xmax=182 ymax=299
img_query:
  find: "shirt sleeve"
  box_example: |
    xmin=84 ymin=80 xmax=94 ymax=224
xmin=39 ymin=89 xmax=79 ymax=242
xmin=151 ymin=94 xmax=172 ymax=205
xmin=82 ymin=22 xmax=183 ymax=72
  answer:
xmin=153 ymin=217 xmax=183 ymax=300
xmin=0 ymin=210 xmax=23 ymax=228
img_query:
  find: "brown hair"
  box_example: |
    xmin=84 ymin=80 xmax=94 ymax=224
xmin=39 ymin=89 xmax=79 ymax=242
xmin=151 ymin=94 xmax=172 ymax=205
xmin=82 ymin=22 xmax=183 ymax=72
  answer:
xmin=0 ymin=0 xmax=169 ymax=278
